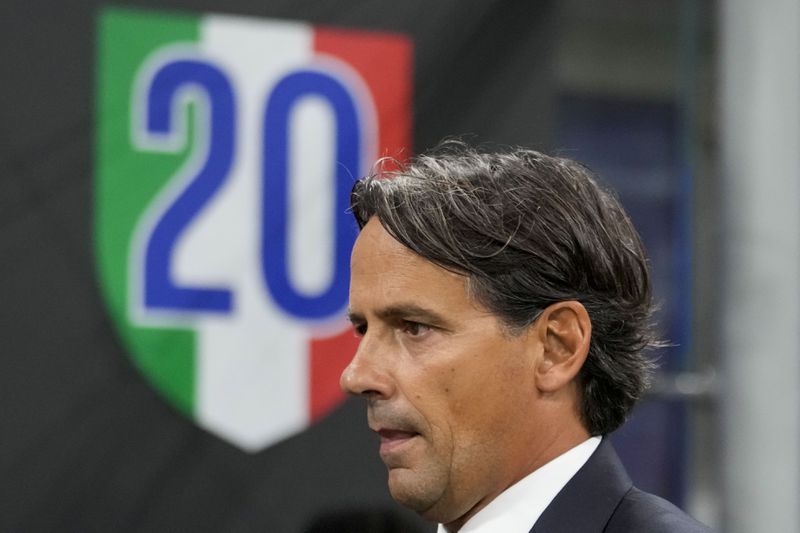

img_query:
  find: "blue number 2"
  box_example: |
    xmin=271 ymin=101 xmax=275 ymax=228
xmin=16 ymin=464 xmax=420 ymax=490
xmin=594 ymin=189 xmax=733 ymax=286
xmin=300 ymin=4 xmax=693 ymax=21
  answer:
xmin=142 ymin=59 xmax=235 ymax=313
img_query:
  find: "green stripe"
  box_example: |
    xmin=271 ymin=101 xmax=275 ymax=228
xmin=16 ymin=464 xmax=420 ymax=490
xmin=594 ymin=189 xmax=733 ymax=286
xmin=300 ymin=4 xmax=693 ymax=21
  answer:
xmin=95 ymin=8 xmax=200 ymax=415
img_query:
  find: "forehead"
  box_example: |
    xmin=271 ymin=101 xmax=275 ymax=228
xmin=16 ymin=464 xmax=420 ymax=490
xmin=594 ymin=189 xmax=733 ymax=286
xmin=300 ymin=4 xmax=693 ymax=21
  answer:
xmin=349 ymin=218 xmax=475 ymax=315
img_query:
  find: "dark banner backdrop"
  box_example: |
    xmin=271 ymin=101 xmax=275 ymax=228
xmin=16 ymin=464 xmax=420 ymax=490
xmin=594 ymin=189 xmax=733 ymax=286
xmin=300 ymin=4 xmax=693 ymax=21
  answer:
xmin=0 ymin=1 xmax=556 ymax=531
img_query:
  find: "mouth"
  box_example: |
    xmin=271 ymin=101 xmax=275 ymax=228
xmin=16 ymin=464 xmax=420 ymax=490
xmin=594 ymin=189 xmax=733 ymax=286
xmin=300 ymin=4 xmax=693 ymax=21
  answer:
xmin=376 ymin=428 xmax=420 ymax=459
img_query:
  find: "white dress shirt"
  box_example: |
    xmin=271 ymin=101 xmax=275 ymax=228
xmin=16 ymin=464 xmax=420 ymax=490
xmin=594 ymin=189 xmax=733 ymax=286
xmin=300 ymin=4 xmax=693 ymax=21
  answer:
xmin=437 ymin=436 xmax=602 ymax=533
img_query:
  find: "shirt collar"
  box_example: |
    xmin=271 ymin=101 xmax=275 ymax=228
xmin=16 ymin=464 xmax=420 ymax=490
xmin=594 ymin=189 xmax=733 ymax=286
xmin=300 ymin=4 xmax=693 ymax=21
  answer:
xmin=437 ymin=436 xmax=602 ymax=533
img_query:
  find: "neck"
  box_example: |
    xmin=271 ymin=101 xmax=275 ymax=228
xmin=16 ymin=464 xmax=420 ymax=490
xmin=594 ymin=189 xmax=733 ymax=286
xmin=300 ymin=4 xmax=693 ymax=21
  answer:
xmin=442 ymin=424 xmax=590 ymax=532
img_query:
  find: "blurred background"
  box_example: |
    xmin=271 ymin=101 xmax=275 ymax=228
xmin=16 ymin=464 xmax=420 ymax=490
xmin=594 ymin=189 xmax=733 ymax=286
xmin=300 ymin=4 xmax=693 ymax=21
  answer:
xmin=1 ymin=0 xmax=797 ymax=531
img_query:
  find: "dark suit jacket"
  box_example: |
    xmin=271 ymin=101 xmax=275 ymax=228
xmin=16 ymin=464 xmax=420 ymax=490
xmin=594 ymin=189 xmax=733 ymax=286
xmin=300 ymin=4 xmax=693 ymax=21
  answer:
xmin=531 ymin=439 xmax=712 ymax=533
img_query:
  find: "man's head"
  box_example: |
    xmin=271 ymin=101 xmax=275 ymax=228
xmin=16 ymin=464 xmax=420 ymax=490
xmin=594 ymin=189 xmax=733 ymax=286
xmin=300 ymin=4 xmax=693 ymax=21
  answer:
xmin=340 ymin=142 xmax=657 ymax=527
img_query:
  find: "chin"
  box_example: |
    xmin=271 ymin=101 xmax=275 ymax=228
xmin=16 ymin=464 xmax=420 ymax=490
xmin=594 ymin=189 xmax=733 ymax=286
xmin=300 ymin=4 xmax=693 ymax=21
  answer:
xmin=388 ymin=469 xmax=437 ymax=512
xmin=388 ymin=469 xmax=454 ymax=522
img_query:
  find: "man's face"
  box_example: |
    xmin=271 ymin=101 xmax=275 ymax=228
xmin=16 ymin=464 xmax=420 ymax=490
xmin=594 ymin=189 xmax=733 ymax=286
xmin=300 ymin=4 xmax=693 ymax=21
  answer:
xmin=341 ymin=218 xmax=545 ymax=524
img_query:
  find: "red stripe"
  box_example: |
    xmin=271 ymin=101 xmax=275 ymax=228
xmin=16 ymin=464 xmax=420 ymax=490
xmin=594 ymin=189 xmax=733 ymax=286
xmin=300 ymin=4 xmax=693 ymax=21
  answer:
xmin=314 ymin=26 xmax=413 ymax=162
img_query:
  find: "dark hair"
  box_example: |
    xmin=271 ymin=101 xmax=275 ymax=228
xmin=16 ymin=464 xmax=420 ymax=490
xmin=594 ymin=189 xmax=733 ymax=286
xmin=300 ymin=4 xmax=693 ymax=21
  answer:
xmin=350 ymin=141 xmax=658 ymax=435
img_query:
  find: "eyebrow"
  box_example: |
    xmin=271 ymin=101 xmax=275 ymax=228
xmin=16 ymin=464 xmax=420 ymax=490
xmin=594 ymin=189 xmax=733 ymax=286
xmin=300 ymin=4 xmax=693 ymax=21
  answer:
xmin=347 ymin=304 xmax=452 ymax=329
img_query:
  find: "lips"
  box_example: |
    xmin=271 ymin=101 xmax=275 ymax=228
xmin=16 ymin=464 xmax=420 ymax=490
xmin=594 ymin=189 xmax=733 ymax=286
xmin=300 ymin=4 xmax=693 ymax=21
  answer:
xmin=377 ymin=428 xmax=419 ymax=458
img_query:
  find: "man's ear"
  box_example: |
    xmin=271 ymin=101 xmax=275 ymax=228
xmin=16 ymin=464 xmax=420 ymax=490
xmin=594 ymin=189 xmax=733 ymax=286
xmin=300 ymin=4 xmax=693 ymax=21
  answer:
xmin=533 ymin=301 xmax=591 ymax=393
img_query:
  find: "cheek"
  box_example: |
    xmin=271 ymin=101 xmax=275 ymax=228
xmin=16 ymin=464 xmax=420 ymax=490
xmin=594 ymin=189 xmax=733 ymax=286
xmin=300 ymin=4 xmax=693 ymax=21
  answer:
xmin=444 ymin=360 xmax=528 ymax=480
xmin=414 ymin=363 xmax=492 ymax=451
xmin=414 ymin=372 xmax=458 ymax=438
xmin=447 ymin=344 xmax=531 ymax=434
xmin=405 ymin=336 xmax=530 ymax=452
xmin=400 ymin=367 xmax=461 ymax=459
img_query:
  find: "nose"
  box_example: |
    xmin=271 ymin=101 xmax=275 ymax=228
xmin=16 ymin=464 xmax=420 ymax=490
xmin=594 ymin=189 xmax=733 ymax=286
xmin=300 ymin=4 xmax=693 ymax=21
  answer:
xmin=339 ymin=336 xmax=394 ymax=399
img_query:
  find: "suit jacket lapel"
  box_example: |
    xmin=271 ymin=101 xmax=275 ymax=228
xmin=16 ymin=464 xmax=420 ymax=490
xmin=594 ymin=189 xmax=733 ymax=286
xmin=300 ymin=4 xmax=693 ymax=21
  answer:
xmin=530 ymin=439 xmax=632 ymax=533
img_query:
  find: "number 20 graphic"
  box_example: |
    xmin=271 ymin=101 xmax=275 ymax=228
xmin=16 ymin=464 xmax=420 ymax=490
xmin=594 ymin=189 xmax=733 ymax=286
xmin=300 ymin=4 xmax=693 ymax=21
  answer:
xmin=137 ymin=55 xmax=363 ymax=321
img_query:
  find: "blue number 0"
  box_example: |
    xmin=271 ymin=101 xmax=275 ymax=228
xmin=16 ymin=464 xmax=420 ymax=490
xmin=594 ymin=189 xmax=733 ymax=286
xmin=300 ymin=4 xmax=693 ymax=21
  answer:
xmin=143 ymin=59 xmax=235 ymax=313
xmin=261 ymin=70 xmax=360 ymax=320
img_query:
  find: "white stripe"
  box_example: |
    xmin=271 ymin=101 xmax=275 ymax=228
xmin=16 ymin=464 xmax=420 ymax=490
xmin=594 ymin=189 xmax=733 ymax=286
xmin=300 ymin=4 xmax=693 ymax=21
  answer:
xmin=185 ymin=15 xmax=315 ymax=451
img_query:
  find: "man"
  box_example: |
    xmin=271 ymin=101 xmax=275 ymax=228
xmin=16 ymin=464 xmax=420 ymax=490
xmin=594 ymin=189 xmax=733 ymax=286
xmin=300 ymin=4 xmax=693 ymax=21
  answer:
xmin=340 ymin=142 xmax=711 ymax=533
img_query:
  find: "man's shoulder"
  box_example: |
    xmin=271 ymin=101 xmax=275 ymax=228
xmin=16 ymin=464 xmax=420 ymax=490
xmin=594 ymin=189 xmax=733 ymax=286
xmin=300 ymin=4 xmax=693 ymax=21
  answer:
xmin=531 ymin=439 xmax=714 ymax=533
xmin=606 ymin=486 xmax=712 ymax=533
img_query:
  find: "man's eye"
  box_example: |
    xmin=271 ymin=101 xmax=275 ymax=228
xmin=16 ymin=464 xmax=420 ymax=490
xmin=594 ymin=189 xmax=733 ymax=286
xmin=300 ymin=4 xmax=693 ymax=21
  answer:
xmin=402 ymin=321 xmax=430 ymax=337
xmin=353 ymin=323 xmax=367 ymax=337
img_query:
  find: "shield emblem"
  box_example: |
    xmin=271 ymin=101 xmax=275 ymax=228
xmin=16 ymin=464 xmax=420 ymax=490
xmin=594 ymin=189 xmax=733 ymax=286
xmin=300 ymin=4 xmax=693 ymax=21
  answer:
xmin=95 ymin=8 xmax=412 ymax=451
